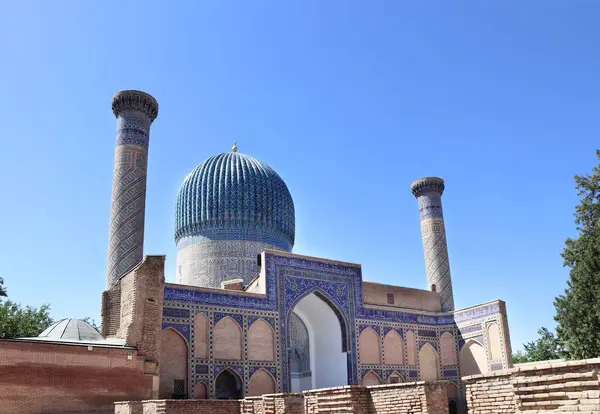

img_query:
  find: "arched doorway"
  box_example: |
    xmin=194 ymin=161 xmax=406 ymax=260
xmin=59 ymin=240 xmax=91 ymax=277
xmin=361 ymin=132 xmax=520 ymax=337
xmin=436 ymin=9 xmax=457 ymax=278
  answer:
xmin=447 ymin=383 xmax=458 ymax=414
xmin=289 ymin=292 xmax=348 ymax=391
xmin=215 ymin=369 xmax=242 ymax=399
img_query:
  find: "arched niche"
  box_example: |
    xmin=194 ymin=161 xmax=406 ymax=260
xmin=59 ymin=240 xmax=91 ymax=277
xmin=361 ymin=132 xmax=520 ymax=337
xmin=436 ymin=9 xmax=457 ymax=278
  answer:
xmin=405 ymin=330 xmax=417 ymax=365
xmin=362 ymin=371 xmax=382 ymax=386
xmin=383 ymin=329 xmax=404 ymax=365
xmin=215 ymin=369 xmax=242 ymax=399
xmin=419 ymin=343 xmax=439 ymax=381
xmin=440 ymin=332 xmax=456 ymax=366
xmin=460 ymin=339 xmax=488 ymax=376
xmin=214 ymin=316 xmax=242 ymax=360
xmin=194 ymin=313 xmax=208 ymax=359
xmin=487 ymin=322 xmax=502 ymax=361
xmin=248 ymin=319 xmax=275 ymax=361
xmin=388 ymin=371 xmax=404 ymax=384
xmin=359 ymin=327 xmax=381 ymax=364
xmin=248 ymin=369 xmax=276 ymax=396
xmin=195 ymin=382 xmax=207 ymax=399
xmin=159 ymin=328 xmax=188 ymax=399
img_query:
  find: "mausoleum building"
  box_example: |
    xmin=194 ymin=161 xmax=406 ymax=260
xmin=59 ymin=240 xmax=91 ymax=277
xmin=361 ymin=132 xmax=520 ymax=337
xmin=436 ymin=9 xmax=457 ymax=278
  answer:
xmin=102 ymin=90 xmax=513 ymax=403
xmin=0 ymin=90 xmax=514 ymax=414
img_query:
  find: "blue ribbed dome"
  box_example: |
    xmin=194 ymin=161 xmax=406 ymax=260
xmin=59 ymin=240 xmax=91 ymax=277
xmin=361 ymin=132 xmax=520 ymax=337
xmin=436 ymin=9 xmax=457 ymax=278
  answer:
xmin=175 ymin=151 xmax=295 ymax=250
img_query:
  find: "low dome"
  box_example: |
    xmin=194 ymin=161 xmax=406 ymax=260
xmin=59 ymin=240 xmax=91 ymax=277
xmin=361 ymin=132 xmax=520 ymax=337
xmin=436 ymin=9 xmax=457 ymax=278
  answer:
xmin=175 ymin=151 xmax=295 ymax=250
xmin=38 ymin=318 xmax=104 ymax=342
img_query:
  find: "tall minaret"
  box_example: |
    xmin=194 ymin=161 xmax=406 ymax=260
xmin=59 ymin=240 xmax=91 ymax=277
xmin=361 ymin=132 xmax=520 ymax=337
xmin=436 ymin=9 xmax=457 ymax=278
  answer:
xmin=106 ymin=90 xmax=159 ymax=287
xmin=411 ymin=177 xmax=455 ymax=312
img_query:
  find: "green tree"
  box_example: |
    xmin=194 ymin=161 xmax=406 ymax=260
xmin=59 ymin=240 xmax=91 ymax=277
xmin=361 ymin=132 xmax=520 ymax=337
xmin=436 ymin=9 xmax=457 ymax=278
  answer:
xmin=512 ymin=350 xmax=528 ymax=364
xmin=0 ymin=277 xmax=6 ymax=297
xmin=555 ymin=150 xmax=600 ymax=359
xmin=0 ymin=300 xmax=53 ymax=339
xmin=518 ymin=327 xmax=563 ymax=362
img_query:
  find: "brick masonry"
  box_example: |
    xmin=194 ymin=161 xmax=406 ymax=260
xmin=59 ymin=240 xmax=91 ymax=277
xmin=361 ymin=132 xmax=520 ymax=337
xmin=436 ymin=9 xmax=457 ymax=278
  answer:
xmin=102 ymin=283 xmax=122 ymax=337
xmin=0 ymin=339 xmax=154 ymax=414
xmin=115 ymin=381 xmax=449 ymax=414
xmin=115 ymin=399 xmax=242 ymax=414
xmin=463 ymin=358 xmax=600 ymax=414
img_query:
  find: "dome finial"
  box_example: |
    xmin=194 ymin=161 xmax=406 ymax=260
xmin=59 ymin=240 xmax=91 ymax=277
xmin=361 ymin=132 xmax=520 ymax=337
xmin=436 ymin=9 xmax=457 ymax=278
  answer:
xmin=232 ymin=141 xmax=238 ymax=152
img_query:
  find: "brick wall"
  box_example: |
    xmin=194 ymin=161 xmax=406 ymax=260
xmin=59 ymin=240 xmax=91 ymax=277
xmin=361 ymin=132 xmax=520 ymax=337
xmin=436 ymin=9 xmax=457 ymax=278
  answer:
xmin=114 ymin=401 xmax=143 ymax=414
xmin=102 ymin=283 xmax=121 ymax=337
xmin=368 ymin=382 xmax=448 ymax=414
xmin=116 ymin=381 xmax=449 ymax=414
xmin=133 ymin=400 xmax=241 ymax=414
xmin=117 ymin=255 xmax=165 ymax=362
xmin=303 ymin=386 xmax=370 ymax=413
xmin=362 ymin=281 xmax=442 ymax=312
xmin=463 ymin=358 xmax=600 ymax=413
xmin=0 ymin=339 xmax=154 ymax=414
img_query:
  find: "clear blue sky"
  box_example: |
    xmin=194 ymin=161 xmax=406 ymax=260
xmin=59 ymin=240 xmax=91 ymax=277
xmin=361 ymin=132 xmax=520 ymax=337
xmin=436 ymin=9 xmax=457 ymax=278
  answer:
xmin=1 ymin=1 xmax=598 ymax=352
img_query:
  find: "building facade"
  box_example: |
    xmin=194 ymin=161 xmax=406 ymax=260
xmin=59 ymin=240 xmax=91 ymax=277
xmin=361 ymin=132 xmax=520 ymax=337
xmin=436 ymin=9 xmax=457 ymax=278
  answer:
xmin=98 ymin=90 xmax=514 ymax=408
xmin=0 ymin=89 xmax=515 ymax=414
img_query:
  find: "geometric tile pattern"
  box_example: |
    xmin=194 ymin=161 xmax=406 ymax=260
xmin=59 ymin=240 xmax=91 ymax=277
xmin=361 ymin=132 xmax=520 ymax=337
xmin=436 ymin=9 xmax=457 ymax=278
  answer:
xmin=174 ymin=151 xmax=295 ymax=249
xmin=106 ymin=91 xmax=158 ymax=287
xmin=163 ymin=251 xmax=508 ymax=396
xmin=174 ymin=151 xmax=295 ymax=288
xmin=411 ymin=177 xmax=455 ymax=312
xmin=176 ymin=239 xmax=284 ymax=287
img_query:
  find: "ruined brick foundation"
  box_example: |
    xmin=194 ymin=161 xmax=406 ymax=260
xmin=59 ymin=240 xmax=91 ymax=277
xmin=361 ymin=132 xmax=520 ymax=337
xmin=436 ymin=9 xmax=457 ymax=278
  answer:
xmin=463 ymin=358 xmax=600 ymax=413
xmin=115 ymin=381 xmax=449 ymax=414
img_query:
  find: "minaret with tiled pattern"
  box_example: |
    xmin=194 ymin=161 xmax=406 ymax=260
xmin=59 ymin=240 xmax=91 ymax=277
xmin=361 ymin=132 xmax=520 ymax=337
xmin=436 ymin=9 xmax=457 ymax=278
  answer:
xmin=106 ymin=90 xmax=158 ymax=287
xmin=411 ymin=177 xmax=455 ymax=312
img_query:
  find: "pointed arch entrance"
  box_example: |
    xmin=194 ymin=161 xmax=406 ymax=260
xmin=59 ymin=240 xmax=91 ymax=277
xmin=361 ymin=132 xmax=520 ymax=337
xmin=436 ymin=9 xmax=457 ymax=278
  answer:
xmin=289 ymin=292 xmax=348 ymax=391
xmin=215 ymin=369 xmax=242 ymax=399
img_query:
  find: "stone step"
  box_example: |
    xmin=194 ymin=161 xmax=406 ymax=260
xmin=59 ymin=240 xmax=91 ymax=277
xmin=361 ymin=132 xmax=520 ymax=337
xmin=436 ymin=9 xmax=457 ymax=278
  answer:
xmin=519 ymin=399 xmax=579 ymax=408
xmin=518 ymin=391 xmax=600 ymax=401
xmin=513 ymin=371 xmax=598 ymax=385
xmin=520 ymin=411 xmax=599 ymax=414
xmin=515 ymin=380 xmax=600 ymax=393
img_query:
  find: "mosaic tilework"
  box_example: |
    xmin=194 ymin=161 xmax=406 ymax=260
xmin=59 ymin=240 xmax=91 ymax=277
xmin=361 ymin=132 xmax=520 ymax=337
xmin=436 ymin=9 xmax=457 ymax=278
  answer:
xmin=457 ymin=324 xmax=483 ymax=335
xmin=454 ymin=303 xmax=500 ymax=323
xmin=161 ymin=301 xmax=281 ymax=399
xmin=248 ymin=315 xmax=275 ymax=328
xmin=196 ymin=365 xmax=209 ymax=374
xmin=164 ymin=308 xmax=191 ymax=318
xmin=115 ymin=110 xmax=152 ymax=148
xmin=106 ymin=91 xmax=158 ymax=287
xmin=176 ymin=239 xmax=284 ymax=287
xmin=174 ymin=151 xmax=295 ymax=247
xmin=411 ymin=177 xmax=455 ymax=312
xmin=214 ymin=365 xmax=244 ymax=378
xmin=411 ymin=177 xmax=445 ymax=220
xmin=249 ymin=366 xmax=277 ymax=378
xmin=214 ymin=312 xmax=244 ymax=327
xmin=163 ymin=251 xmax=510 ymax=395
xmin=174 ymin=150 xmax=295 ymax=289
